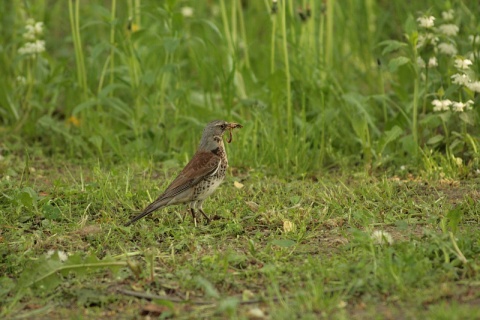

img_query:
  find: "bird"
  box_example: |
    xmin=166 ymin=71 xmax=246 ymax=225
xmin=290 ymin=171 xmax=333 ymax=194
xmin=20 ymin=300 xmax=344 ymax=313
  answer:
xmin=126 ymin=120 xmax=242 ymax=226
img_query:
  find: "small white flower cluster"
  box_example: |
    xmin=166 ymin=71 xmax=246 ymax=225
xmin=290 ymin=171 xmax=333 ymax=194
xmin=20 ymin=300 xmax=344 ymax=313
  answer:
xmin=416 ymin=10 xmax=478 ymax=113
xmin=450 ymin=57 xmax=480 ymax=93
xmin=23 ymin=18 xmax=44 ymax=40
xmin=417 ymin=16 xmax=435 ymax=29
xmin=442 ymin=9 xmax=454 ymax=21
xmin=18 ymin=40 xmax=46 ymax=55
xmin=181 ymin=6 xmax=194 ymax=18
xmin=416 ymin=11 xmax=460 ymax=56
xmin=371 ymin=230 xmax=394 ymax=245
xmin=417 ymin=56 xmax=438 ymax=68
xmin=46 ymin=249 xmax=69 ymax=262
xmin=18 ymin=18 xmax=45 ymax=56
xmin=432 ymin=99 xmax=473 ymax=112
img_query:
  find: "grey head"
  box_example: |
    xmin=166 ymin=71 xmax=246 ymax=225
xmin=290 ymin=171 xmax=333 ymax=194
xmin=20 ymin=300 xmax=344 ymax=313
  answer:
xmin=198 ymin=120 xmax=242 ymax=151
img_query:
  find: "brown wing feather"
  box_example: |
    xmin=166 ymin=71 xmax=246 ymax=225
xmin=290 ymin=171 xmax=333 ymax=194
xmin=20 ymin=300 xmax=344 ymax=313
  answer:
xmin=157 ymin=150 xmax=221 ymax=201
xmin=125 ymin=151 xmax=221 ymax=226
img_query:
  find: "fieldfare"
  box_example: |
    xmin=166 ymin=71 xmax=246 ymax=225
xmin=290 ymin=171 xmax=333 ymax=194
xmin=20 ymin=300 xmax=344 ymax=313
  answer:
xmin=126 ymin=120 xmax=242 ymax=226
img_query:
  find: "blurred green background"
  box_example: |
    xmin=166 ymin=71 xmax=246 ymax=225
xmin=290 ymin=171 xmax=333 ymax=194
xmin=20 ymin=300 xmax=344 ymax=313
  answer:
xmin=1 ymin=0 xmax=479 ymax=175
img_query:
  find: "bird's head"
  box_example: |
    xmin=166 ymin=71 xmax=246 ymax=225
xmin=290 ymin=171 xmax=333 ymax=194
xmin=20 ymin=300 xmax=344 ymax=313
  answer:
xmin=199 ymin=120 xmax=243 ymax=150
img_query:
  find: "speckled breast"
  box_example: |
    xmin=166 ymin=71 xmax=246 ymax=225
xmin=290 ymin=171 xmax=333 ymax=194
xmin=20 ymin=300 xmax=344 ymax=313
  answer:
xmin=194 ymin=160 xmax=228 ymax=201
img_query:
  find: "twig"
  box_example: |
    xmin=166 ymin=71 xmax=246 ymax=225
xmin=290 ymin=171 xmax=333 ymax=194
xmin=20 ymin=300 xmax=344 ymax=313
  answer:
xmin=116 ymin=288 xmax=213 ymax=305
xmin=116 ymin=286 xmax=344 ymax=306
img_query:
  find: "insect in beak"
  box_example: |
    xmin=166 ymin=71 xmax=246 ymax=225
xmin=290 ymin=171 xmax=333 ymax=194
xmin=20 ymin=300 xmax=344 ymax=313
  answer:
xmin=226 ymin=123 xmax=242 ymax=143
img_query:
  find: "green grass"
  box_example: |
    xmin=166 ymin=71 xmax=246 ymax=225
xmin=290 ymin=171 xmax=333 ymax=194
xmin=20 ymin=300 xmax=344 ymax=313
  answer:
xmin=1 ymin=154 xmax=479 ymax=319
xmin=1 ymin=0 xmax=480 ymax=318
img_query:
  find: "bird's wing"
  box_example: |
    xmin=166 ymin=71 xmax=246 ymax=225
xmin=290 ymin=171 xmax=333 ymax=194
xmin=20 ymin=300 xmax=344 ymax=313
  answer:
xmin=158 ymin=150 xmax=222 ymax=201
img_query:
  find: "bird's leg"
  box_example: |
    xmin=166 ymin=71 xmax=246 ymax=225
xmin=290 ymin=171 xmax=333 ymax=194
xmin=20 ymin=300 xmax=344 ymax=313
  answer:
xmin=198 ymin=208 xmax=211 ymax=224
xmin=190 ymin=208 xmax=198 ymax=227
xmin=197 ymin=201 xmax=211 ymax=224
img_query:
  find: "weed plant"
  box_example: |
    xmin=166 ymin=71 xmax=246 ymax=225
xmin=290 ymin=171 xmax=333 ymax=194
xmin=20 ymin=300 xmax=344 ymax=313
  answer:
xmin=1 ymin=1 xmax=478 ymax=174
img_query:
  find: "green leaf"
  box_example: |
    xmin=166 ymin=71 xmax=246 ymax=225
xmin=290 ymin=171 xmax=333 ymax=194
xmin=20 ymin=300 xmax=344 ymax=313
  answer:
xmin=379 ymin=40 xmax=408 ymax=55
xmin=289 ymin=195 xmax=301 ymax=205
xmin=195 ymin=276 xmax=220 ymax=299
xmin=377 ymin=125 xmax=403 ymax=154
xmin=427 ymin=135 xmax=444 ymax=145
xmin=218 ymin=297 xmax=239 ymax=314
xmin=404 ymin=14 xmax=417 ymax=34
xmin=72 ymin=99 xmax=98 ymax=115
xmin=0 ymin=277 xmax=15 ymax=298
xmin=16 ymin=253 xmax=128 ymax=295
xmin=18 ymin=187 xmax=38 ymax=209
xmin=163 ymin=37 xmax=180 ymax=53
xmin=42 ymin=202 xmax=61 ymax=220
xmin=438 ymin=112 xmax=451 ymax=122
xmin=459 ymin=112 xmax=474 ymax=125
xmin=88 ymin=135 xmax=103 ymax=151
xmin=419 ymin=113 xmax=442 ymax=126
xmin=76 ymin=288 xmax=109 ymax=307
xmin=271 ymin=239 xmax=296 ymax=248
xmin=388 ymin=56 xmax=410 ymax=73
xmin=400 ymin=135 xmax=417 ymax=155
xmin=446 ymin=208 xmax=463 ymax=234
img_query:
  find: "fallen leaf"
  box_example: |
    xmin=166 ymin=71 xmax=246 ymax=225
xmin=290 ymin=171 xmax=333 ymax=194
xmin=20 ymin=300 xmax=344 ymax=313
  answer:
xmin=246 ymin=201 xmax=259 ymax=212
xmin=234 ymin=181 xmax=244 ymax=189
xmin=74 ymin=225 xmax=102 ymax=237
xmin=283 ymin=220 xmax=295 ymax=233
xmin=247 ymin=307 xmax=266 ymax=319
xmin=141 ymin=303 xmax=169 ymax=316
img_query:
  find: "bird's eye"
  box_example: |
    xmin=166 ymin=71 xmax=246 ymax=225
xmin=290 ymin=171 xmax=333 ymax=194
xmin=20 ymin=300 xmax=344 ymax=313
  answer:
xmin=220 ymin=124 xmax=226 ymax=130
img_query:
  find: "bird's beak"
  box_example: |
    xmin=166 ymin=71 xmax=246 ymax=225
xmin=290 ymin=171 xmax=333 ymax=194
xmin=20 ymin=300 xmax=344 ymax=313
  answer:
xmin=227 ymin=122 xmax=243 ymax=130
xmin=226 ymin=122 xmax=242 ymax=143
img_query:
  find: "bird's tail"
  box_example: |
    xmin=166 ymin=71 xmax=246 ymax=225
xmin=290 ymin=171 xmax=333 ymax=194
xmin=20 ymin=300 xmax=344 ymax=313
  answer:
xmin=125 ymin=198 xmax=168 ymax=226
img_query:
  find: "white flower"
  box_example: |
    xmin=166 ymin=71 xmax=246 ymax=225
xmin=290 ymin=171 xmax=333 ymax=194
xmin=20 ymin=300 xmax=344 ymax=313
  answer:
xmin=438 ymin=24 xmax=459 ymax=36
xmin=417 ymin=57 xmax=426 ymax=68
xmin=18 ymin=39 xmax=45 ymax=55
xmin=438 ymin=43 xmax=457 ymax=56
xmin=211 ymin=5 xmax=220 ymax=16
xmin=23 ymin=26 xmax=36 ymax=40
xmin=16 ymin=76 xmax=26 ymax=85
xmin=451 ymin=73 xmax=471 ymax=86
xmin=454 ymin=58 xmax=473 ymax=70
xmin=371 ymin=230 xmax=393 ymax=245
xmin=432 ymin=99 xmax=452 ymax=112
xmin=452 ymin=100 xmax=474 ymax=112
xmin=417 ymin=16 xmax=435 ymax=28
xmin=400 ymin=165 xmax=406 ymax=171
xmin=23 ymin=20 xmax=44 ymax=40
xmin=416 ymin=57 xmax=437 ymax=69
xmin=416 ymin=33 xmax=439 ymax=48
xmin=46 ymin=250 xmax=69 ymax=262
xmin=467 ymin=81 xmax=480 ymax=92
xmin=469 ymin=35 xmax=480 ymax=44
xmin=57 ymin=251 xmax=69 ymax=262
xmin=181 ymin=6 xmax=194 ymax=17
xmin=428 ymin=57 xmax=438 ymax=68
xmin=34 ymin=22 xmax=44 ymax=34
xmin=442 ymin=10 xmax=454 ymax=21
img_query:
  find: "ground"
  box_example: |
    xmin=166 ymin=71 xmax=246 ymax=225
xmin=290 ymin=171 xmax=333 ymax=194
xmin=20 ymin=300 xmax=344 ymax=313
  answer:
xmin=1 ymin=155 xmax=480 ymax=319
